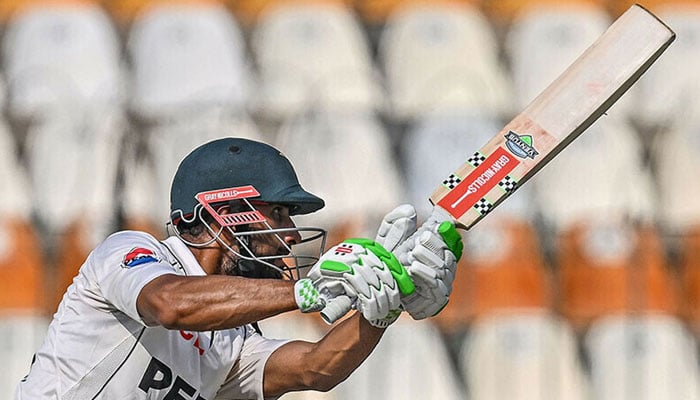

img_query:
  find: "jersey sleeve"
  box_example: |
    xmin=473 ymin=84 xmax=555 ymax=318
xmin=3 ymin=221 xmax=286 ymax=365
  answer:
xmin=85 ymin=231 xmax=178 ymax=325
xmin=215 ymin=325 xmax=290 ymax=400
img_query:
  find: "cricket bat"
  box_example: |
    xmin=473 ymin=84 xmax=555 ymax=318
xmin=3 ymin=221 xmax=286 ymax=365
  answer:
xmin=433 ymin=4 xmax=674 ymax=229
xmin=320 ymin=4 xmax=675 ymax=323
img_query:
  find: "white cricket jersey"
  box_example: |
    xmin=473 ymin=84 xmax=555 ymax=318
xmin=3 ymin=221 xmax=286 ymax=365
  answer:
xmin=15 ymin=231 xmax=289 ymax=400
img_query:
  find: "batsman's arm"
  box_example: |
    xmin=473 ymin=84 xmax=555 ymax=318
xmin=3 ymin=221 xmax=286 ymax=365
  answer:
xmin=262 ymin=313 xmax=384 ymax=395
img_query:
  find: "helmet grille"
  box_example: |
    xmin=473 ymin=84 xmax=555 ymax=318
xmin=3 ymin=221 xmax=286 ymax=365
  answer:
xmin=220 ymin=211 xmax=266 ymax=226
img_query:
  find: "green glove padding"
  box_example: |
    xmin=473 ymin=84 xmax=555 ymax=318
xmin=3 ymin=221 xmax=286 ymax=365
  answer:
xmin=438 ymin=221 xmax=463 ymax=260
xmin=344 ymin=238 xmax=415 ymax=296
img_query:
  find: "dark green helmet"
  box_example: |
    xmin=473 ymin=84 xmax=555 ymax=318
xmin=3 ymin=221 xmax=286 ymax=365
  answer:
xmin=170 ymin=137 xmax=325 ymax=223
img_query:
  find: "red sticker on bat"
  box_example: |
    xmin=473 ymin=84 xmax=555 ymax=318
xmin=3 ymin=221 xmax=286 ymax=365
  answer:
xmin=437 ymin=147 xmax=518 ymax=219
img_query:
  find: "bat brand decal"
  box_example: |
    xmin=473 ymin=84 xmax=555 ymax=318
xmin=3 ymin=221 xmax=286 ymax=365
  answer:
xmin=437 ymin=147 xmax=518 ymax=219
xmin=122 ymin=248 xmax=160 ymax=268
xmin=504 ymin=131 xmax=539 ymax=159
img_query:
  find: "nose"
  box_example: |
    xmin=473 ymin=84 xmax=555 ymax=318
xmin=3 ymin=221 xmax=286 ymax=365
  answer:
xmin=283 ymin=229 xmax=302 ymax=246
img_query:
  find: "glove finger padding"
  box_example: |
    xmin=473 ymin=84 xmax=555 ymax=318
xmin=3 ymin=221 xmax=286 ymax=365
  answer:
xmin=375 ymin=204 xmax=417 ymax=252
xmin=344 ymin=239 xmax=413 ymax=327
xmin=397 ymin=208 xmax=464 ymax=320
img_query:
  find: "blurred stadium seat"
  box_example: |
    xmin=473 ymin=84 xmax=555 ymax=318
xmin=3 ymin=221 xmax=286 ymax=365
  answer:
xmin=2 ymin=0 xmax=126 ymax=311
xmin=378 ymin=1 xmax=511 ymax=122
xmin=652 ymin=118 xmax=700 ymax=233
xmin=461 ymin=312 xmax=589 ymax=400
xmin=555 ymin=221 xmax=680 ymax=330
xmin=584 ymin=315 xmax=700 ymax=400
xmin=0 ymin=89 xmax=48 ymax=399
xmin=627 ymin=2 xmax=700 ymax=130
xmin=127 ymin=1 xmax=252 ymax=119
xmin=531 ymin=118 xmax=655 ymax=229
xmin=504 ymin=1 xmax=610 ymax=108
xmin=250 ymin=1 xmax=384 ymax=121
xmin=678 ymin=226 xmax=700 ymax=333
xmin=333 ymin=316 xmax=466 ymax=400
xmin=275 ymin=111 xmax=403 ymax=245
xmin=641 ymin=3 xmax=700 ymax=232
xmin=437 ymin=217 xmax=552 ymax=329
xmin=123 ymin=1 xmax=262 ymax=232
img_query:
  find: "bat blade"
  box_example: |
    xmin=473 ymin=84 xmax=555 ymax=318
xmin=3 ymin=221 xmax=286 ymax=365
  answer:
xmin=430 ymin=4 xmax=675 ymax=229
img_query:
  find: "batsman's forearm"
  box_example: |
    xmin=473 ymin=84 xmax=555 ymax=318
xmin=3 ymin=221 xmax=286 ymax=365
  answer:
xmin=137 ymin=274 xmax=298 ymax=330
xmin=264 ymin=313 xmax=385 ymax=395
xmin=313 ymin=314 xmax=384 ymax=379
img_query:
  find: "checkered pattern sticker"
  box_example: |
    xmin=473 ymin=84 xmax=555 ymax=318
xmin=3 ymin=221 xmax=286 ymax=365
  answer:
xmin=473 ymin=198 xmax=493 ymax=215
xmin=442 ymin=174 xmax=462 ymax=189
xmin=498 ymin=176 xmax=518 ymax=193
xmin=294 ymin=278 xmax=323 ymax=313
xmin=467 ymin=152 xmax=486 ymax=167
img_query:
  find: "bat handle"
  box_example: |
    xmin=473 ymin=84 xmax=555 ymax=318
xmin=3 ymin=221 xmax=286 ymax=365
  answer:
xmin=320 ymin=295 xmax=353 ymax=324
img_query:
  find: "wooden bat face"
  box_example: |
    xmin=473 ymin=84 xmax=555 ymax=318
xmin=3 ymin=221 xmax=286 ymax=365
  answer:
xmin=430 ymin=4 xmax=676 ymax=229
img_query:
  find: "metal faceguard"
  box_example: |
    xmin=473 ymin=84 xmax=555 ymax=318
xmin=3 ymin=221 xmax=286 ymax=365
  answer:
xmin=170 ymin=186 xmax=327 ymax=280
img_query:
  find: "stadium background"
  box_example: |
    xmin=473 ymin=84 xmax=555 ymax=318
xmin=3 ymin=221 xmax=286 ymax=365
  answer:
xmin=1 ymin=0 xmax=700 ymax=398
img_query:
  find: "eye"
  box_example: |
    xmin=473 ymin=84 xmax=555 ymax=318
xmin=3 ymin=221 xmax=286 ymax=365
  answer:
xmin=271 ymin=206 xmax=285 ymax=220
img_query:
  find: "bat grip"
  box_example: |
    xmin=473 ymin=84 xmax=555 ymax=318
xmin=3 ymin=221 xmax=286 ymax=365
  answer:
xmin=320 ymin=295 xmax=353 ymax=324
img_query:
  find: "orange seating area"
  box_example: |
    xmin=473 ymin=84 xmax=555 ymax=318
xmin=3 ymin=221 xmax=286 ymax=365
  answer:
xmin=677 ymin=226 xmax=700 ymax=331
xmin=227 ymin=0 xmax=352 ymax=25
xmin=0 ymin=218 xmax=47 ymax=314
xmin=436 ymin=218 xmax=552 ymax=332
xmin=556 ymin=223 xmax=680 ymax=330
xmin=607 ymin=0 xmax=700 ymax=17
xmin=480 ymin=0 xmax=607 ymax=25
xmin=353 ymin=0 xmax=476 ymax=24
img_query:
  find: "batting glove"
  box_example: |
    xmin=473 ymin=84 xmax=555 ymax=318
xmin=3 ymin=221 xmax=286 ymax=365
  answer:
xmin=305 ymin=239 xmax=415 ymax=328
xmin=376 ymin=205 xmax=464 ymax=320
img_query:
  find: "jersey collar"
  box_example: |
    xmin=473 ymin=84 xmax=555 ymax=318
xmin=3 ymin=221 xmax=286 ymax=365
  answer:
xmin=162 ymin=236 xmax=207 ymax=276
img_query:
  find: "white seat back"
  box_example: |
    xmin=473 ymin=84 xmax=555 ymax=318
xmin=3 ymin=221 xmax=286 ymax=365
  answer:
xmin=531 ymin=115 xmax=655 ymax=228
xmin=3 ymin=4 xmax=123 ymax=117
xmin=0 ymin=118 xmax=31 ymax=220
xmin=462 ymin=313 xmax=589 ymax=400
xmin=128 ymin=3 xmax=252 ymax=118
xmin=585 ymin=315 xmax=700 ymax=400
xmin=379 ymin=3 xmax=512 ymax=120
xmin=252 ymin=3 xmax=383 ymax=119
xmin=505 ymin=4 xmax=610 ymax=109
xmin=334 ymin=317 xmax=466 ymax=400
xmin=631 ymin=5 xmax=700 ymax=128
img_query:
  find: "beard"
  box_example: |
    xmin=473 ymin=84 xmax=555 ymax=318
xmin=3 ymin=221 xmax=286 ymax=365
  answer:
xmin=219 ymin=252 xmax=283 ymax=279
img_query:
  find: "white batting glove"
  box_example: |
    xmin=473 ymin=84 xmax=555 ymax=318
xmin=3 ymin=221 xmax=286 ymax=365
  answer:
xmin=376 ymin=206 xmax=463 ymax=320
xmin=305 ymin=239 xmax=415 ymax=328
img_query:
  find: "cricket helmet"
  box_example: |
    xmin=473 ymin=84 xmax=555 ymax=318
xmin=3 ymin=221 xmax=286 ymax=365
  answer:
xmin=169 ymin=137 xmax=326 ymax=279
xmin=170 ymin=137 xmax=324 ymax=222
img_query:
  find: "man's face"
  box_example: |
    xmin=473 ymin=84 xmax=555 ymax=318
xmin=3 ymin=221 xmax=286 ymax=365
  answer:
xmin=218 ymin=203 xmax=301 ymax=278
